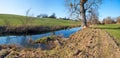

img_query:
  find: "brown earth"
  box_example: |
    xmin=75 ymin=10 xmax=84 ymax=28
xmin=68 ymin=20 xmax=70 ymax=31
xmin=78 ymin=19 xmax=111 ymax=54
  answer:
xmin=0 ymin=28 xmax=120 ymax=58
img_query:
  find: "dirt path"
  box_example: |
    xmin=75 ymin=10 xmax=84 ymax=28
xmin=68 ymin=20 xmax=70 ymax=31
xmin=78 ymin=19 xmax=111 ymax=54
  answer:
xmin=66 ymin=29 xmax=120 ymax=58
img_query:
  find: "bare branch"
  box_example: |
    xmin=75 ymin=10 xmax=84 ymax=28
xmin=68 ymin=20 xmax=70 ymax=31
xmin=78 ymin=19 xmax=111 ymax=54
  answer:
xmin=65 ymin=0 xmax=102 ymax=27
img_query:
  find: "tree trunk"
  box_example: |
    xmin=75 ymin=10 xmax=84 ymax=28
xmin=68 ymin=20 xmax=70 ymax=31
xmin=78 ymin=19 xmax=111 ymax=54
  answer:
xmin=80 ymin=3 xmax=87 ymax=28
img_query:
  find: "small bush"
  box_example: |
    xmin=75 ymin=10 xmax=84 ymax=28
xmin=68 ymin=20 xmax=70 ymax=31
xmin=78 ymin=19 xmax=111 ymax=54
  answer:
xmin=35 ymin=36 xmax=56 ymax=44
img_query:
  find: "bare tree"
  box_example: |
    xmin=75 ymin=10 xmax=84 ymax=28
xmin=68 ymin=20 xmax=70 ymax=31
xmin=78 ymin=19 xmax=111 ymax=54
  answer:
xmin=25 ymin=8 xmax=31 ymax=26
xmin=102 ymin=17 xmax=115 ymax=24
xmin=19 ymin=8 xmax=35 ymax=26
xmin=65 ymin=0 xmax=102 ymax=28
xmin=88 ymin=8 xmax=100 ymax=25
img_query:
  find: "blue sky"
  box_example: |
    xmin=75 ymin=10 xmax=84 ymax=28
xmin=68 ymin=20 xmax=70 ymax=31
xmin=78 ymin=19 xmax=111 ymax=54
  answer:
xmin=99 ymin=0 xmax=120 ymax=20
xmin=0 ymin=0 xmax=67 ymax=17
xmin=0 ymin=0 xmax=120 ymax=20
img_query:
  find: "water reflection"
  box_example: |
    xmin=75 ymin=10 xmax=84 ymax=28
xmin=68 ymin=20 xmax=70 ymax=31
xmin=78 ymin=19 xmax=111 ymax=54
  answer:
xmin=0 ymin=27 xmax=81 ymax=48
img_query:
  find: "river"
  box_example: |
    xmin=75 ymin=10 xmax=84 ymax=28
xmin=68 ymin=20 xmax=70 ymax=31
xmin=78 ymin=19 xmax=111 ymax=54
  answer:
xmin=0 ymin=27 xmax=81 ymax=48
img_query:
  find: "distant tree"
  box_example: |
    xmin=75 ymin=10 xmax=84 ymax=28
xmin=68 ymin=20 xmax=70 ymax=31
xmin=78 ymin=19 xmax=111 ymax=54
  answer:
xmin=63 ymin=17 xmax=70 ymax=20
xmin=49 ymin=13 xmax=56 ymax=18
xmin=65 ymin=0 xmax=102 ymax=28
xmin=116 ymin=16 xmax=120 ymax=23
xmin=59 ymin=17 xmax=70 ymax=20
xmin=87 ymin=8 xmax=100 ymax=25
xmin=37 ymin=14 xmax=48 ymax=18
xmin=36 ymin=15 xmax=40 ymax=18
xmin=102 ymin=17 xmax=115 ymax=24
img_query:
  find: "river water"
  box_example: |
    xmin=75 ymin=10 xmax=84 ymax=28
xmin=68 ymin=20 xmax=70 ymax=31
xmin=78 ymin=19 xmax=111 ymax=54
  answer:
xmin=0 ymin=27 xmax=81 ymax=48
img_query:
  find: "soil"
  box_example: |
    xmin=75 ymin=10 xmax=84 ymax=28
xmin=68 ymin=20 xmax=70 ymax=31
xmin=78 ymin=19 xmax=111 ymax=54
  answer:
xmin=0 ymin=28 xmax=120 ymax=58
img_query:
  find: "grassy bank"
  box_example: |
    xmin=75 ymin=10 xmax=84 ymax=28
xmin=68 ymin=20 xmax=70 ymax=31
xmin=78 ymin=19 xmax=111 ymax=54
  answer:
xmin=0 ymin=14 xmax=80 ymax=27
xmin=93 ymin=24 xmax=120 ymax=44
xmin=0 ymin=14 xmax=81 ymax=35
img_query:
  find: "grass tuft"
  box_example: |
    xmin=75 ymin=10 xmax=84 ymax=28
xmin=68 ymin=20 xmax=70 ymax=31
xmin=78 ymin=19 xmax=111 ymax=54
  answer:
xmin=35 ymin=36 xmax=56 ymax=44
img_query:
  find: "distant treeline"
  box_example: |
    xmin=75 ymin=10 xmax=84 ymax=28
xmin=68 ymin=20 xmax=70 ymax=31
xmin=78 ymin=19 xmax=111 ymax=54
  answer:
xmin=102 ymin=16 xmax=120 ymax=24
xmin=37 ymin=13 xmax=56 ymax=18
xmin=36 ymin=13 xmax=72 ymax=20
xmin=86 ymin=16 xmax=120 ymax=25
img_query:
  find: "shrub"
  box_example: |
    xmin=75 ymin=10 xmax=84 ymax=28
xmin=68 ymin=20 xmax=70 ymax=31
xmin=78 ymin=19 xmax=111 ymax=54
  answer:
xmin=35 ymin=36 xmax=56 ymax=44
xmin=49 ymin=13 xmax=56 ymax=18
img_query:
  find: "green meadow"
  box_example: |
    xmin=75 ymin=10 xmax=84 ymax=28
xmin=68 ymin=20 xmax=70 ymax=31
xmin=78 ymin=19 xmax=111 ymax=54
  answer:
xmin=0 ymin=14 xmax=81 ymax=27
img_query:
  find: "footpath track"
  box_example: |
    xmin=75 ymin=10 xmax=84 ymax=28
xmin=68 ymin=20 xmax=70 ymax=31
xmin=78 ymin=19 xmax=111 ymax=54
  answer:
xmin=67 ymin=29 xmax=120 ymax=58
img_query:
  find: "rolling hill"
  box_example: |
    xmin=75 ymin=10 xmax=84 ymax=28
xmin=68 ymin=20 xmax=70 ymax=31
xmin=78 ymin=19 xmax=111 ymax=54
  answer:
xmin=0 ymin=14 xmax=81 ymax=27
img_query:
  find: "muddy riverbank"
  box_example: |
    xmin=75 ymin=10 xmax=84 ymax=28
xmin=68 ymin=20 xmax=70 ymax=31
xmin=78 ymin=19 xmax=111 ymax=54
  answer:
xmin=0 ymin=25 xmax=80 ymax=35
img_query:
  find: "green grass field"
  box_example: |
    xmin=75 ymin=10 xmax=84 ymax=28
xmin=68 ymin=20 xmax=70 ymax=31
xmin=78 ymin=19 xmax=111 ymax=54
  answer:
xmin=95 ymin=24 xmax=120 ymax=44
xmin=0 ymin=14 xmax=81 ymax=27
